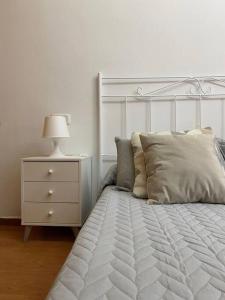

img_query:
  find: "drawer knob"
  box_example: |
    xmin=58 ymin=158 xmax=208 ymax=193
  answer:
xmin=48 ymin=169 xmax=53 ymax=175
xmin=48 ymin=210 xmax=54 ymax=216
xmin=48 ymin=190 xmax=54 ymax=196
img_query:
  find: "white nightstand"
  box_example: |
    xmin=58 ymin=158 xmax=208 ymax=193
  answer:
xmin=21 ymin=156 xmax=92 ymax=241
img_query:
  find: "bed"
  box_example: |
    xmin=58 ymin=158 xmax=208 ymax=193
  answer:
xmin=46 ymin=75 xmax=225 ymax=300
xmin=47 ymin=186 xmax=225 ymax=300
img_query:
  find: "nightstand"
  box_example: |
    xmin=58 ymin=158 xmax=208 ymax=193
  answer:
xmin=21 ymin=156 xmax=92 ymax=241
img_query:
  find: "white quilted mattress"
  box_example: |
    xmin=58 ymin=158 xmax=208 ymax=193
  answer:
xmin=46 ymin=186 xmax=225 ymax=300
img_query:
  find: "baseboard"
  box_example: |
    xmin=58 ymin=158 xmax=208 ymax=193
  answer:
xmin=0 ymin=216 xmax=20 ymax=219
xmin=0 ymin=217 xmax=21 ymax=225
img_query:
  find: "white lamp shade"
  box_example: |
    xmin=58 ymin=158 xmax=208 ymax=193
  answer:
xmin=42 ymin=115 xmax=70 ymax=138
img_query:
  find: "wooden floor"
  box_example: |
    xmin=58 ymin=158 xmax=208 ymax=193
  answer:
xmin=0 ymin=221 xmax=74 ymax=300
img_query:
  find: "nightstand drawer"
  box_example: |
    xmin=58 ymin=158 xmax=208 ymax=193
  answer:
xmin=23 ymin=203 xmax=80 ymax=224
xmin=23 ymin=182 xmax=79 ymax=203
xmin=23 ymin=162 xmax=79 ymax=182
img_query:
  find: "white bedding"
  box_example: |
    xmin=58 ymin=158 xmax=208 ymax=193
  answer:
xmin=46 ymin=186 xmax=225 ymax=300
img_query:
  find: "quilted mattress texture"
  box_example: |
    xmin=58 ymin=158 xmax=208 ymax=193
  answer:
xmin=46 ymin=186 xmax=225 ymax=300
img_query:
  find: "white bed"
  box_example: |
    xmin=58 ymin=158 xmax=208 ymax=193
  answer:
xmin=46 ymin=75 xmax=225 ymax=300
xmin=47 ymin=186 xmax=225 ymax=300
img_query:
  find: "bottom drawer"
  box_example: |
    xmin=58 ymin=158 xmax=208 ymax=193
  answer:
xmin=22 ymin=203 xmax=80 ymax=225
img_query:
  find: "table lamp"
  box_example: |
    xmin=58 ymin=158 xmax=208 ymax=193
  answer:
xmin=42 ymin=114 xmax=71 ymax=157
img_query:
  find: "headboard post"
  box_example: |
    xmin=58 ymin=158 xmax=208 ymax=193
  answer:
xmin=98 ymin=72 xmax=103 ymax=189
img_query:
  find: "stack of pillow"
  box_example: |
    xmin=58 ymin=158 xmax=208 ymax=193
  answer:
xmin=115 ymin=128 xmax=225 ymax=204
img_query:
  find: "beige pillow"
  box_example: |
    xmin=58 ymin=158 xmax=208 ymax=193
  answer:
xmin=131 ymin=131 xmax=173 ymax=198
xmin=131 ymin=128 xmax=212 ymax=198
xmin=140 ymin=133 xmax=225 ymax=204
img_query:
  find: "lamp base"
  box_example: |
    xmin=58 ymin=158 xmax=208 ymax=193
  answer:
xmin=48 ymin=139 xmax=65 ymax=158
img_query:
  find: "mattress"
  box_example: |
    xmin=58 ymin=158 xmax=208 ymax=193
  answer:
xmin=46 ymin=186 xmax=225 ymax=300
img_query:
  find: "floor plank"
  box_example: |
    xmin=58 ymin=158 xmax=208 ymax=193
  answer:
xmin=0 ymin=224 xmax=74 ymax=300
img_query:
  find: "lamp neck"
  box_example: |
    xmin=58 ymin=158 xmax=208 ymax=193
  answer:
xmin=49 ymin=138 xmax=64 ymax=157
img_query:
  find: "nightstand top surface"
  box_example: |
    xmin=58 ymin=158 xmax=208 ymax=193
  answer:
xmin=22 ymin=155 xmax=91 ymax=162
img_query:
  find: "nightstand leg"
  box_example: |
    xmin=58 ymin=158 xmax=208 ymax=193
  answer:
xmin=71 ymin=227 xmax=79 ymax=238
xmin=24 ymin=226 xmax=32 ymax=241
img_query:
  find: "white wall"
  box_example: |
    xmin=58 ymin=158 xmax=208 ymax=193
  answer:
xmin=1 ymin=0 xmax=225 ymax=217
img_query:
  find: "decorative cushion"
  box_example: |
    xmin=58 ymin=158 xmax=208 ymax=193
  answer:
xmin=99 ymin=164 xmax=117 ymax=196
xmin=131 ymin=128 xmax=212 ymax=199
xmin=131 ymin=132 xmax=148 ymax=198
xmin=140 ymin=133 xmax=225 ymax=204
xmin=216 ymin=138 xmax=225 ymax=161
xmin=131 ymin=131 xmax=172 ymax=198
xmin=115 ymin=137 xmax=135 ymax=191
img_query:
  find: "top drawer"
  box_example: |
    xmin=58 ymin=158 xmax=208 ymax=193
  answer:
xmin=23 ymin=162 xmax=79 ymax=182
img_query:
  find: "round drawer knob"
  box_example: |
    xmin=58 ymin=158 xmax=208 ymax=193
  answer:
xmin=48 ymin=210 xmax=54 ymax=216
xmin=48 ymin=169 xmax=53 ymax=175
xmin=48 ymin=190 xmax=54 ymax=196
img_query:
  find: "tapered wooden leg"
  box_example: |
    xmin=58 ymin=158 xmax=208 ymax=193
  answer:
xmin=71 ymin=227 xmax=79 ymax=238
xmin=24 ymin=226 xmax=32 ymax=241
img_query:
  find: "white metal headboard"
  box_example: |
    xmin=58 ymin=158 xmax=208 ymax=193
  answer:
xmin=98 ymin=73 xmax=225 ymax=182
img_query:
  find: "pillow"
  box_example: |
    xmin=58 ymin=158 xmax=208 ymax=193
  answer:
xmin=98 ymin=164 xmax=117 ymax=197
xmin=131 ymin=131 xmax=149 ymax=198
xmin=140 ymin=133 xmax=225 ymax=204
xmin=131 ymin=128 xmax=213 ymax=199
xmin=115 ymin=137 xmax=135 ymax=191
xmin=216 ymin=138 xmax=225 ymax=161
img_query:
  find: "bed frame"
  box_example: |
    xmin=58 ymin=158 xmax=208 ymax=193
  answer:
xmin=98 ymin=73 xmax=225 ymax=182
